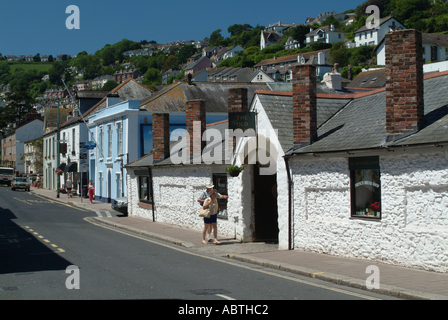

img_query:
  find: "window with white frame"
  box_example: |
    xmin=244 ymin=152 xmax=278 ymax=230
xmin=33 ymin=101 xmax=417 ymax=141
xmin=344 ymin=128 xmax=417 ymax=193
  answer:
xmin=98 ymin=171 xmax=103 ymax=196
xmin=107 ymin=125 xmax=112 ymax=158
xmin=117 ymin=122 xmax=123 ymax=155
xmin=98 ymin=126 xmax=103 ymax=157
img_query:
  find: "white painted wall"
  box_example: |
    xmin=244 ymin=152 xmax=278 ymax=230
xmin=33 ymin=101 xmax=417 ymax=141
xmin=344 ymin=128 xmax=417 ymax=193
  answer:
xmin=128 ymin=164 xmax=246 ymax=240
xmin=289 ymin=151 xmax=448 ymax=272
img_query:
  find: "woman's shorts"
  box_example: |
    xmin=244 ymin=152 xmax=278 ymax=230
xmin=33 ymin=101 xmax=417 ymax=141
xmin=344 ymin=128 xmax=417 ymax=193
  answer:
xmin=204 ymin=213 xmax=217 ymax=224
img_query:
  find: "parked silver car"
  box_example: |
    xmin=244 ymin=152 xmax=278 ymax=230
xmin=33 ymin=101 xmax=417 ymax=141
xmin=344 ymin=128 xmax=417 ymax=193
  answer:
xmin=11 ymin=177 xmax=31 ymax=191
xmin=111 ymin=197 xmax=128 ymax=215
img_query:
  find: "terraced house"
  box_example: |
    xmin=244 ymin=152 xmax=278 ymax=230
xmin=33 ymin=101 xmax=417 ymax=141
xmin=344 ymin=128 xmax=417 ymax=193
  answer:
xmin=125 ymin=29 xmax=448 ymax=273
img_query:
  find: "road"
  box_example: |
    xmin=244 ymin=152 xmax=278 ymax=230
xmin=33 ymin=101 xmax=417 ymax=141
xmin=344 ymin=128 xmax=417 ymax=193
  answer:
xmin=0 ymin=186 xmax=398 ymax=303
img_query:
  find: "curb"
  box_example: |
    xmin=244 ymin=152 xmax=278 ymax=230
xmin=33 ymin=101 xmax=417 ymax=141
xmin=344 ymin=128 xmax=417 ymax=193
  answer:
xmin=91 ymin=217 xmax=196 ymax=248
xmin=226 ymin=254 xmax=447 ymax=300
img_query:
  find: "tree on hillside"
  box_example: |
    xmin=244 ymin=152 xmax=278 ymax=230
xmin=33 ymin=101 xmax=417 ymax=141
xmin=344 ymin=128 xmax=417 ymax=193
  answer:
xmin=2 ymin=87 xmax=36 ymax=125
xmin=102 ymin=80 xmax=119 ymax=91
xmin=209 ymin=29 xmax=225 ymax=46
xmin=280 ymin=25 xmax=310 ymax=48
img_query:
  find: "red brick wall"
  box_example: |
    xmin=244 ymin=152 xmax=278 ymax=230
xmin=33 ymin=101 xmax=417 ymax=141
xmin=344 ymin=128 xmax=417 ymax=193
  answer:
xmin=152 ymin=113 xmax=170 ymax=161
xmin=228 ymin=87 xmax=249 ymax=113
xmin=292 ymin=65 xmax=317 ymax=147
xmin=186 ymin=99 xmax=206 ymax=158
xmin=385 ymin=29 xmax=424 ymax=140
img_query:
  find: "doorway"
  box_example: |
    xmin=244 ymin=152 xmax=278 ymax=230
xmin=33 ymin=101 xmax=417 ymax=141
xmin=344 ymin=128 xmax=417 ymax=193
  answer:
xmin=253 ymin=164 xmax=278 ymax=242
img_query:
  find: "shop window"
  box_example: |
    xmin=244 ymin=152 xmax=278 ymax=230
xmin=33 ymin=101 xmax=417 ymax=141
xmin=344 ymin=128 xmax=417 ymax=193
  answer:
xmin=138 ymin=176 xmax=152 ymax=203
xmin=213 ymin=174 xmax=228 ymax=218
xmin=349 ymin=156 xmax=381 ymax=219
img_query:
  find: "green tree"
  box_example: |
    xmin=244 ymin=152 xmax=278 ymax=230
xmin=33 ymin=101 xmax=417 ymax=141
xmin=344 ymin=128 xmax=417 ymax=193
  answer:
xmin=329 ymin=42 xmax=350 ymax=66
xmin=102 ymin=80 xmax=119 ymax=91
xmin=176 ymin=45 xmax=197 ymax=64
xmin=209 ymin=29 xmax=225 ymax=46
xmin=142 ymin=68 xmax=161 ymax=86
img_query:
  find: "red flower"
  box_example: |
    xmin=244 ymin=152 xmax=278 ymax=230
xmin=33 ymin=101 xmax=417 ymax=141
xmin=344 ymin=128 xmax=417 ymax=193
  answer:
xmin=369 ymin=202 xmax=380 ymax=211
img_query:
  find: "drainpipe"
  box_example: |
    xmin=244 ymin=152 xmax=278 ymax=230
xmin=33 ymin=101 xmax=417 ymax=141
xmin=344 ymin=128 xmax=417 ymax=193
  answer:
xmin=284 ymin=156 xmax=294 ymax=250
xmin=148 ymin=167 xmax=155 ymax=222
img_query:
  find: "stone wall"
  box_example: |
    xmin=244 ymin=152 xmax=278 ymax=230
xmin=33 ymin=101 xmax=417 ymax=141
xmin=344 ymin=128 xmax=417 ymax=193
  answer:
xmin=290 ymin=151 xmax=448 ymax=272
xmin=127 ymin=165 xmax=241 ymax=239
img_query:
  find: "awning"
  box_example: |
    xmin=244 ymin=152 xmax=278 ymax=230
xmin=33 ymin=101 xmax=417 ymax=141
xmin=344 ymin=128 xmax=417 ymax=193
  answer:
xmin=64 ymin=162 xmax=78 ymax=173
xmin=58 ymin=163 xmax=66 ymax=171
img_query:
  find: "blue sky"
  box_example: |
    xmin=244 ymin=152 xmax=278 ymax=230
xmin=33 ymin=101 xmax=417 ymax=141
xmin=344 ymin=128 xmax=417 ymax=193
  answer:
xmin=0 ymin=0 xmax=363 ymax=57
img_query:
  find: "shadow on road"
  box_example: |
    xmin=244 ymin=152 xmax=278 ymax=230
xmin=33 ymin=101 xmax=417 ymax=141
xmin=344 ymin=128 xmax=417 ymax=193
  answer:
xmin=0 ymin=206 xmax=73 ymax=275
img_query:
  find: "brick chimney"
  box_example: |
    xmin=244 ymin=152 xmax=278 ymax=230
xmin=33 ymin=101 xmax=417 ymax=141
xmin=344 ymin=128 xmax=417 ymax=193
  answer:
xmin=292 ymin=65 xmax=317 ymax=147
xmin=228 ymin=87 xmax=249 ymax=113
xmin=385 ymin=29 xmax=424 ymax=141
xmin=152 ymin=113 xmax=170 ymax=162
xmin=186 ymin=99 xmax=206 ymax=160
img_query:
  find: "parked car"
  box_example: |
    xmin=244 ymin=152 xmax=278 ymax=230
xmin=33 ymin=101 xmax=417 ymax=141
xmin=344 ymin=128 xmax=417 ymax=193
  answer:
xmin=111 ymin=197 xmax=128 ymax=215
xmin=11 ymin=177 xmax=31 ymax=191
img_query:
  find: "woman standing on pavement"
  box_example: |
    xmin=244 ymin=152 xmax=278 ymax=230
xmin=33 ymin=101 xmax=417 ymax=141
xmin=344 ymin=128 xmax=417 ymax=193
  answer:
xmin=88 ymin=180 xmax=95 ymax=204
xmin=201 ymin=189 xmax=220 ymax=245
xmin=66 ymin=176 xmax=73 ymax=198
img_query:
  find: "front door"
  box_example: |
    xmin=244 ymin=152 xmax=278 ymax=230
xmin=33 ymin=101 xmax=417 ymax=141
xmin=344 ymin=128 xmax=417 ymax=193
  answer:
xmin=253 ymin=164 xmax=278 ymax=242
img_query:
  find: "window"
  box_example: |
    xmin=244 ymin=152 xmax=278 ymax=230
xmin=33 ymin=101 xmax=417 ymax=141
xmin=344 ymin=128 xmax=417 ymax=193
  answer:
xmin=72 ymin=128 xmax=76 ymax=148
xmin=107 ymin=125 xmax=112 ymax=158
xmin=98 ymin=126 xmax=103 ymax=157
xmin=213 ymin=174 xmax=228 ymax=218
xmin=116 ymin=173 xmax=122 ymax=198
xmin=117 ymin=122 xmax=123 ymax=155
xmin=350 ymin=157 xmax=381 ymax=219
xmin=138 ymin=175 xmax=152 ymax=202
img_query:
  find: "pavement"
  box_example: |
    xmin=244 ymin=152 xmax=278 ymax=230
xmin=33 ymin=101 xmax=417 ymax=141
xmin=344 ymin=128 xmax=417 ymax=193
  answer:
xmin=30 ymin=186 xmax=448 ymax=300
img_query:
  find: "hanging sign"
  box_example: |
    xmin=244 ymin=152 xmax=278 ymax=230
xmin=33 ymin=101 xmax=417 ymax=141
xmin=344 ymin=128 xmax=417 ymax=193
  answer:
xmin=228 ymin=112 xmax=256 ymax=131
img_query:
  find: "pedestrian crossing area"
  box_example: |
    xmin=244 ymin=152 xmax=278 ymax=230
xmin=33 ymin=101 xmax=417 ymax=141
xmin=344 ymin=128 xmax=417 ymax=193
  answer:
xmin=95 ymin=211 xmax=112 ymax=217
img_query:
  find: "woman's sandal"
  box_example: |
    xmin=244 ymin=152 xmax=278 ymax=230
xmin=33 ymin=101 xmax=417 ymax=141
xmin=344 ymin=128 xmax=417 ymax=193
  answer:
xmin=202 ymin=240 xmax=207 ymax=245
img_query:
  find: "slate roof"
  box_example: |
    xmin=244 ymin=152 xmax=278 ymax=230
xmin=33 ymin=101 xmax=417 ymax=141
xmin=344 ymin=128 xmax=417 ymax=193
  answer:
xmin=287 ymin=72 xmax=448 ymax=156
xmin=347 ymin=69 xmax=386 ymax=89
xmin=126 ymin=120 xmax=229 ymax=168
xmin=257 ymin=93 xmax=352 ymax=153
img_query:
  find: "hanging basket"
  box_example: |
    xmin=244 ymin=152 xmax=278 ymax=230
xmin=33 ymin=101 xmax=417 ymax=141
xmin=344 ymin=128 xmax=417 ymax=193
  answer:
xmin=226 ymin=165 xmax=245 ymax=177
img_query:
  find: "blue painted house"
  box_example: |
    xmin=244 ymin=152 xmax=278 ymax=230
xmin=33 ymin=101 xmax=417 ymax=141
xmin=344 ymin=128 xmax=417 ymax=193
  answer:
xmin=88 ymin=94 xmax=226 ymax=203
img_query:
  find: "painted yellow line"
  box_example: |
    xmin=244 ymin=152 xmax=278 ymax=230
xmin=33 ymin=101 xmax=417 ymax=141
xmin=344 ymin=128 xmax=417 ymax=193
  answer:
xmin=22 ymin=225 xmax=65 ymax=253
xmin=84 ymin=217 xmax=381 ymax=300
